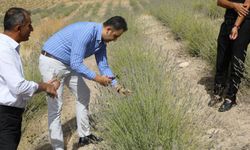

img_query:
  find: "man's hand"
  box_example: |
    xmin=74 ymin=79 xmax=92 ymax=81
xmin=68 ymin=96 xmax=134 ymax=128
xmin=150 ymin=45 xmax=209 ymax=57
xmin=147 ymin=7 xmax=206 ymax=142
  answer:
xmin=94 ymin=75 xmax=112 ymax=86
xmin=233 ymin=2 xmax=249 ymax=16
xmin=38 ymin=82 xmax=59 ymax=98
xmin=45 ymin=83 xmax=58 ymax=98
xmin=243 ymin=3 xmax=250 ymax=10
xmin=114 ymin=84 xmax=132 ymax=96
xmin=48 ymin=79 xmax=60 ymax=90
xmin=243 ymin=0 xmax=250 ymax=10
xmin=229 ymin=26 xmax=239 ymax=40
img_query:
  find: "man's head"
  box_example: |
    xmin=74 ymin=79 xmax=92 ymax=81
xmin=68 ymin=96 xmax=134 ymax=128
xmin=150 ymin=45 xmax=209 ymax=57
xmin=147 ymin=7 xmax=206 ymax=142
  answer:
xmin=4 ymin=7 xmax=33 ymax=43
xmin=102 ymin=16 xmax=127 ymax=43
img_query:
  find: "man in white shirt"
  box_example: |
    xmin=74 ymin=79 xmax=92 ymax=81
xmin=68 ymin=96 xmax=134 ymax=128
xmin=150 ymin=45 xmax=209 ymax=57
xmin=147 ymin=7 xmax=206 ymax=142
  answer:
xmin=0 ymin=7 xmax=59 ymax=150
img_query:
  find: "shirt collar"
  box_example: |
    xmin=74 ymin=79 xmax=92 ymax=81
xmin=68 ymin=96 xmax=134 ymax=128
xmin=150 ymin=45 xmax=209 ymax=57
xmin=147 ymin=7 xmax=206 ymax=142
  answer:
xmin=0 ymin=33 xmax=20 ymax=53
xmin=96 ymin=23 xmax=103 ymax=44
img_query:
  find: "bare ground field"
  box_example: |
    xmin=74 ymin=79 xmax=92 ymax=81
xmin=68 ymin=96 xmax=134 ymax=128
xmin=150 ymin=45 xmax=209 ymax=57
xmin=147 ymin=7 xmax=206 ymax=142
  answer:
xmin=16 ymin=0 xmax=250 ymax=149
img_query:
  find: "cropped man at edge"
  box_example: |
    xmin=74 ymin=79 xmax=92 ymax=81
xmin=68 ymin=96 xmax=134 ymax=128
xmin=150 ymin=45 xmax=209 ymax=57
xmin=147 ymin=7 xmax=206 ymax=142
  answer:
xmin=0 ymin=7 xmax=60 ymax=150
xmin=208 ymin=0 xmax=250 ymax=112
xmin=39 ymin=16 xmax=130 ymax=149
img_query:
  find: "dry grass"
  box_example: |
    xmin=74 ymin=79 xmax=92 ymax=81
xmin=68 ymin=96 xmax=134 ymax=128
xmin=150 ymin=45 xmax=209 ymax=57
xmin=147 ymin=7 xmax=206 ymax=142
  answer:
xmin=21 ymin=18 xmax=66 ymax=57
xmin=92 ymin=5 xmax=203 ymax=149
xmin=142 ymin=0 xmax=250 ymax=84
xmin=19 ymin=13 xmax=68 ymax=134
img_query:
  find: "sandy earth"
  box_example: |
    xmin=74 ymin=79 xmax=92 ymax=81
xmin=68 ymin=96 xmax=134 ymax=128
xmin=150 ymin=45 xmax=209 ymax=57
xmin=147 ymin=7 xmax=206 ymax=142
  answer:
xmin=137 ymin=13 xmax=250 ymax=150
xmin=18 ymin=0 xmax=250 ymax=150
xmin=18 ymin=1 xmax=109 ymax=150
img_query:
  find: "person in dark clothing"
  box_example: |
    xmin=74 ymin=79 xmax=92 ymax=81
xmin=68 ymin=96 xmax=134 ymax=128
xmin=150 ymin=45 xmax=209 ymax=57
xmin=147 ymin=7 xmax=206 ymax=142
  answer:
xmin=208 ymin=0 xmax=250 ymax=112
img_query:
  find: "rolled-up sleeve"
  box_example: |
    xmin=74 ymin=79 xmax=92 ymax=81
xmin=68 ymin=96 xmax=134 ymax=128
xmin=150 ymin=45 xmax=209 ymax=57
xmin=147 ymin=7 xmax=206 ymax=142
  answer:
xmin=95 ymin=45 xmax=117 ymax=86
xmin=70 ymin=28 xmax=96 ymax=80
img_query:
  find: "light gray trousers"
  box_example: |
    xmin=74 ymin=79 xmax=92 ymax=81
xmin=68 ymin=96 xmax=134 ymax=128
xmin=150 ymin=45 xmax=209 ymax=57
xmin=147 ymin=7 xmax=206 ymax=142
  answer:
xmin=39 ymin=54 xmax=91 ymax=150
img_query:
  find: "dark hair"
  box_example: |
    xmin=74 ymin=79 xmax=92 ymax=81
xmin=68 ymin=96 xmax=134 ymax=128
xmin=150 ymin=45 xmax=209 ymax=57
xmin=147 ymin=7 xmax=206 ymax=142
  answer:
xmin=103 ymin=16 xmax=128 ymax=31
xmin=4 ymin=7 xmax=30 ymax=31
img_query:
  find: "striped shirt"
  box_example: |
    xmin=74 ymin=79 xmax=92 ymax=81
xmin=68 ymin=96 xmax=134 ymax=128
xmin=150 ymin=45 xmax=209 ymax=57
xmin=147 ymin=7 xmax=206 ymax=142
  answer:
xmin=43 ymin=22 xmax=117 ymax=85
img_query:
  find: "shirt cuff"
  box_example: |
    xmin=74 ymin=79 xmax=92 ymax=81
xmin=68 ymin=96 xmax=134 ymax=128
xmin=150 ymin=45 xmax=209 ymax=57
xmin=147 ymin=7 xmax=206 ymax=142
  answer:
xmin=111 ymin=79 xmax=117 ymax=87
xmin=88 ymin=71 xmax=97 ymax=80
xmin=23 ymin=81 xmax=39 ymax=101
xmin=29 ymin=81 xmax=39 ymax=97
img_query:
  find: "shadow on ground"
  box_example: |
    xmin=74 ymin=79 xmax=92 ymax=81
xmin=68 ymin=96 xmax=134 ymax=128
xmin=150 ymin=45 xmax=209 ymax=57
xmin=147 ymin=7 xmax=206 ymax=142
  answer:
xmin=198 ymin=76 xmax=214 ymax=99
xmin=198 ymin=75 xmax=250 ymax=108
xmin=35 ymin=117 xmax=77 ymax=150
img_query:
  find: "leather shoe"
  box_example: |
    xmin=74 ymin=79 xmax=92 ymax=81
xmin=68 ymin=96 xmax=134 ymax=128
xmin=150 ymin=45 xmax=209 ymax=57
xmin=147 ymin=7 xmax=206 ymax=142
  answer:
xmin=78 ymin=134 xmax=103 ymax=147
xmin=218 ymin=98 xmax=237 ymax=112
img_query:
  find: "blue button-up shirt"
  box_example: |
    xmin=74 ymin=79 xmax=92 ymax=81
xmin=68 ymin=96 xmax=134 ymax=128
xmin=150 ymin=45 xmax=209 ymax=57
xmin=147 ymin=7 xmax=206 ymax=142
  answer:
xmin=43 ymin=22 xmax=117 ymax=85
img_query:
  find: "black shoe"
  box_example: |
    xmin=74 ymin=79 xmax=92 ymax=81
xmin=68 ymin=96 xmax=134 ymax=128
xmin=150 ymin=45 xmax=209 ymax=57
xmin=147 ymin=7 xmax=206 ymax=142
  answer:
xmin=78 ymin=134 xmax=103 ymax=147
xmin=208 ymin=94 xmax=223 ymax=107
xmin=218 ymin=98 xmax=237 ymax=112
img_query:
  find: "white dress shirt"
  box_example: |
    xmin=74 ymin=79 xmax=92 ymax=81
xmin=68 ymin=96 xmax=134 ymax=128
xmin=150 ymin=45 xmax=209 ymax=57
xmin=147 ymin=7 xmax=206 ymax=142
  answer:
xmin=0 ymin=33 xmax=38 ymax=108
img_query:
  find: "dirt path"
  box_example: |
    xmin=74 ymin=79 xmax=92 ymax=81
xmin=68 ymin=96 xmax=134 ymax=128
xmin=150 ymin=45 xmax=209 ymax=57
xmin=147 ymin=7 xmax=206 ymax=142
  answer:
xmin=18 ymin=1 xmax=110 ymax=150
xmin=19 ymin=0 xmax=250 ymax=149
xmin=137 ymin=14 xmax=250 ymax=149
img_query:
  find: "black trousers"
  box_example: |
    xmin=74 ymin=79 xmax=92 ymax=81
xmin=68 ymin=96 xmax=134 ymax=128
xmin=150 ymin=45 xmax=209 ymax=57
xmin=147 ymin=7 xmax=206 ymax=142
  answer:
xmin=215 ymin=18 xmax=250 ymax=100
xmin=0 ymin=105 xmax=24 ymax=150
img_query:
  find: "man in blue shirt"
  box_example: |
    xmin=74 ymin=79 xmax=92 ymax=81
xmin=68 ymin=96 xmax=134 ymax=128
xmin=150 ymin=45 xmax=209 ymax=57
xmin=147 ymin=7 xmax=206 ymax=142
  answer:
xmin=39 ymin=16 xmax=128 ymax=149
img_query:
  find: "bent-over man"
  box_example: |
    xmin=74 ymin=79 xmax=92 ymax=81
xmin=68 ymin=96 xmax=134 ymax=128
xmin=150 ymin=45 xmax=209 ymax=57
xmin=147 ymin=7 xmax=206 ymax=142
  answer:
xmin=39 ymin=16 xmax=130 ymax=149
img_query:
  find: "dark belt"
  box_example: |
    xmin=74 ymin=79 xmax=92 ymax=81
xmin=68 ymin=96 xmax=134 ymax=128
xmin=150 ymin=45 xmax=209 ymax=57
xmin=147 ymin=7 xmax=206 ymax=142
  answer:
xmin=0 ymin=105 xmax=24 ymax=116
xmin=41 ymin=50 xmax=58 ymax=60
xmin=41 ymin=50 xmax=68 ymax=66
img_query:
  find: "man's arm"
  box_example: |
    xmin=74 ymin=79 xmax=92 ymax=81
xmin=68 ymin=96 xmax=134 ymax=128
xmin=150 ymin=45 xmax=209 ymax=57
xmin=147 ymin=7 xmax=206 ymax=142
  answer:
xmin=70 ymin=29 xmax=111 ymax=86
xmin=217 ymin=0 xmax=236 ymax=8
xmin=235 ymin=0 xmax=250 ymax=26
xmin=36 ymin=80 xmax=59 ymax=97
xmin=95 ymin=46 xmax=117 ymax=86
xmin=0 ymin=50 xmax=58 ymax=98
xmin=217 ymin=0 xmax=249 ymax=16
xmin=230 ymin=0 xmax=250 ymax=40
xmin=95 ymin=47 xmax=132 ymax=95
